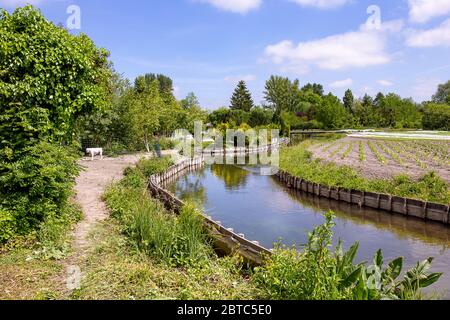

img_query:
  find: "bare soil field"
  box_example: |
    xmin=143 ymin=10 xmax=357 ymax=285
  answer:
xmin=309 ymin=137 xmax=450 ymax=183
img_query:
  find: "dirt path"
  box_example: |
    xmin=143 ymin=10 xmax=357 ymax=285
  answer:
xmin=61 ymin=152 xmax=175 ymax=296
xmin=72 ymin=154 xmax=146 ymax=253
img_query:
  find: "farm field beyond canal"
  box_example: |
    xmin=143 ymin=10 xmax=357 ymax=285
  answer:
xmin=309 ymin=137 xmax=450 ymax=183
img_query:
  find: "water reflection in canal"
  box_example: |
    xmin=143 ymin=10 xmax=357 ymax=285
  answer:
xmin=164 ymin=163 xmax=450 ymax=298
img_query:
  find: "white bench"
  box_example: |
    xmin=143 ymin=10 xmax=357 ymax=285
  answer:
xmin=86 ymin=148 xmax=103 ymax=161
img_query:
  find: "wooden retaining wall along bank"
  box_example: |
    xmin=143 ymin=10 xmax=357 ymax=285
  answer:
xmin=276 ymin=170 xmax=450 ymax=225
xmin=148 ymin=157 xmax=272 ymax=266
xmin=148 ymin=141 xmax=449 ymax=266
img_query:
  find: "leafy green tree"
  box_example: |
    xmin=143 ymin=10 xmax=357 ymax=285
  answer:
xmin=181 ymin=92 xmax=200 ymax=109
xmin=0 ymin=6 xmax=112 ymax=153
xmin=374 ymin=92 xmax=385 ymax=108
xmin=129 ymin=80 xmax=162 ymax=152
xmin=315 ymin=93 xmax=349 ymax=129
xmin=264 ymin=76 xmax=304 ymax=124
xmin=302 ymin=83 xmax=324 ymax=96
xmin=432 ymin=80 xmax=450 ymax=104
xmin=343 ymin=89 xmax=354 ymax=114
xmin=135 ymin=73 xmax=175 ymax=105
xmin=422 ymin=104 xmax=450 ymax=130
xmin=208 ymin=107 xmax=231 ymax=127
xmin=249 ymin=107 xmax=273 ymax=127
xmin=378 ymin=94 xmax=421 ymax=128
xmin=230 ymin=80 xmax=254 ymax=112
xmin=228 ymin=110 xmax=250 ymax=126
xmin=0 ymin=6 xmax=111 ymax=240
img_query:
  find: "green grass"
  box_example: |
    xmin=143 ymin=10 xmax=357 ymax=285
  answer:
xmin=0 ymin=202 xmax=82 ymax=300
xmin=73 ymin=219 xmax=260 ymax=300
xmin=280 ymin=142 xmax=450 ymax=204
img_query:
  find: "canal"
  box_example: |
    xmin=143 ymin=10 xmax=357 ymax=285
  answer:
xmin=163 ymin=163 xmax=450 ymax=298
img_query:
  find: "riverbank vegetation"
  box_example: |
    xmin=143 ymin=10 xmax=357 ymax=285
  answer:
xmin=280 ymin=142 xmax=450 ymax=204
xmin=81 ymin=157 xmax=441 ymax=300
xmin=0 ymin=6 xmax=109 ymax=244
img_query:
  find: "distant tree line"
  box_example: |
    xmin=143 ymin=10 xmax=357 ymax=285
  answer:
xmin=208 ymin=77 xmax=450 ymax=132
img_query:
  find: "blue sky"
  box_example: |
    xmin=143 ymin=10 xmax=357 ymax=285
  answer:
xmin=3 ymin=0 xmax=450 ymax=109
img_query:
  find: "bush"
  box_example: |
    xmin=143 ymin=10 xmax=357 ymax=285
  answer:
xmin=253 ymin=213 xmax=442 ymax=300
xmin=157 ymin=137 xmax=176 ymax=150
xmin=0 ymin=142 xmax=80 ymax=241
xmin=422 ymin=103 xmax=450 ymax=131
xmin=104 ymin=157 xmax=211 ymax=267
xmin=136 ymin=157 xmax=173 ymax=178
xmin=0 ymin=208 xmax=15 ymax=243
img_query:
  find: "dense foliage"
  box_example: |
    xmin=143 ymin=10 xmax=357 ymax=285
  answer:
xmin=104 ymin=157 xmax=214 ymax=267
xmin=0 ymin=6 xmax=111 ymax=242
xmin=211 ymin=76 xmax=449 ymax=132
xmin=77 ymin=73 xmax=208 ymax=153
xmin=422 ymin=103 xmax=450 ymax=131
xmin=254 ymin=212 xmax=441 ymax=300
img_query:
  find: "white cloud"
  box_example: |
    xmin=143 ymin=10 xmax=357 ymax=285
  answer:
xmin=330 ymin=78 xmax=353 ymax=88
xmin=406 ymin=18 xmax=450 ymax=47
xmin=408 ymin=0 xmax=450 ymax=24
xmin=199 ymin=0 xmax=262 ymax=14
xmin=2 ymin=0 xmax=42 ymax=7
xmin=265 ymin=20 xmax=403 ymax=72
xmin=289 ymin=0 xmax=351 ymax=9
xmin=377 ymin=80 xmax=394 ymax=86
xmin=224 ymin=74 xmax=256 ymax=83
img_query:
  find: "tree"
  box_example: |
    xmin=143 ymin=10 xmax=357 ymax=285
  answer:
xmin=230 ymin=80 xmax=254 ymax=112
xmin=432 ymin=81 xmax=450 ymax=104
xmin=343 ymin=89 xmax=354 ymax=113
xmin=129 ymin=80 xmax=163 ymax=152
xmin=135 ymin=73 xmax=175 ymax=104
xmin=302 ymin=83 xmax=324 ymax=96
xmin=249 ymin=107 xmax=273 ymax=127
xmin=0 ymin=6 xmax=112 ymax=241
xmin=374 ymin=92 xmax=385 ymax=108
xmin=315 ymin=93 xmax=349 ymax=129
xmin=0 ymin=6 xmax=112 ymax=154
xmin=208 ymin=107 xmax=231 ymax=127
xmin=422 ymin=104 xmax=450 ymax=130
xmin=378 ymin=94 xmax=421 ymax=128
xmin=264 ymin=76 xmax=303 ymax=124
xmin=181 ymin=92 xmax=200 ymax=109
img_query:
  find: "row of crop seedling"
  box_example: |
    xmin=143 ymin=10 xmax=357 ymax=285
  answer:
xmin=367 ymin=140 xmax=387 ymax=165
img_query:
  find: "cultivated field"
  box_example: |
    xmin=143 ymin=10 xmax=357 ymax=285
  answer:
xmin=309 ymin=137 xmax=450 ymax=183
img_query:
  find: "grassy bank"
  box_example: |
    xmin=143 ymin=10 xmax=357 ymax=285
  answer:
xmin=280 ymin=141 xmax=450 ymax=204
xmin=73 ymin=157 xmax=260 ymax=299
xmin=0 ymin=202 xmax=82 ymax=300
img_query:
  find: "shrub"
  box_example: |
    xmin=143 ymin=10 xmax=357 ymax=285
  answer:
xmin=253 ymin=213 xmax=442 ymax=300
xmin=422 ymin=103 xmax=450 ymax=131
xmin=136 ymin=157 xmax=173 ymax=178
xmin=0 ymin=142 xmax=80 ymax=241
xmin=0 ymin=208 xmax=15 ymax=243
xmin=157 ymin=137 xmax=176 ymax=150
xmin=104 ymin=157 xmax=211 ymax=267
